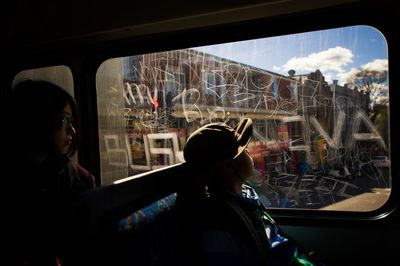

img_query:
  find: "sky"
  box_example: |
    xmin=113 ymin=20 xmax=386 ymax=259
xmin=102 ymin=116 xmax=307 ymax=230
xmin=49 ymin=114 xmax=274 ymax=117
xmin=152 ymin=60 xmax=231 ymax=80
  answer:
xmin=193 ymin=25 xmax=388 ymax=86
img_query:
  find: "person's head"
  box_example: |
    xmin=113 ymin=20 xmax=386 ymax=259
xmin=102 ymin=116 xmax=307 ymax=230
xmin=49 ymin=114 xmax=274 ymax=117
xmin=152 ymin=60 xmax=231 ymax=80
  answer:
xmin=183 ymin=118 xmax=254 ymax=193
xmin=7 ymin=80 xmax=79 ymax=158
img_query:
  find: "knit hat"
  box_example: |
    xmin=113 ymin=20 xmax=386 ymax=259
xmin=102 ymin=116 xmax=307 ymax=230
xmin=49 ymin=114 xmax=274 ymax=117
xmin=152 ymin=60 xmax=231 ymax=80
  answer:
xmin=183 ymin=118 xmax=252 ymax=168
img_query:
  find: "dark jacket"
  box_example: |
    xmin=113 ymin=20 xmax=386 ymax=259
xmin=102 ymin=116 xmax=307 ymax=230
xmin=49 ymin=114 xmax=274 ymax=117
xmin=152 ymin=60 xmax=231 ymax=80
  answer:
xmin=3 ymin=154 xmax=95 ymax=266
xmin=182 ymin=184 xmax=322 ymax=266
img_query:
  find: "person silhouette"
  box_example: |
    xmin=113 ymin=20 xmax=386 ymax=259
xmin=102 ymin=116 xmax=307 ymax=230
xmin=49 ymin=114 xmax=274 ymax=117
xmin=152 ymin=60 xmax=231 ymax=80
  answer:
xmin=178 ymin=118 xmax=324 ymax=266
xmin=2 ymin=80 xmax=95 ymax=266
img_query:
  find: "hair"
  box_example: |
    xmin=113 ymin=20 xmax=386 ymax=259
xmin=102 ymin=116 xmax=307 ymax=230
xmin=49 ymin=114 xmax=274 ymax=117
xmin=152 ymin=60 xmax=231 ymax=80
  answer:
xmin=7 ymin=80 xmax=79 ymax=157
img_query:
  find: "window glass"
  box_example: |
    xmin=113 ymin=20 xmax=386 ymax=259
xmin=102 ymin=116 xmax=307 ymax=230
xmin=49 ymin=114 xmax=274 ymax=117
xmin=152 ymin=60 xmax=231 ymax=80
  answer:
xmin=96 ymin=25 xmax=390 ymax=212
xmin=13 ymin=65 xmax=74 ymax=96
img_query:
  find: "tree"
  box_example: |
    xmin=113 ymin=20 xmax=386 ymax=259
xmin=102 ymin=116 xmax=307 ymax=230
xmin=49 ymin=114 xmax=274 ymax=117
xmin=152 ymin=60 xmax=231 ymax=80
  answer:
xmin=348 ymin=69 xmax=389 ymax=110
xmin=370 ymin=103 xmax=389 ymax=148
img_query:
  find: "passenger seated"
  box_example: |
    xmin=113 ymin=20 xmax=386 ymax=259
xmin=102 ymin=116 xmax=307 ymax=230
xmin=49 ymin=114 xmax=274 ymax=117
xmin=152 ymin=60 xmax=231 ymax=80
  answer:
xmin=2 ymin=80 xmax=95 ymax=266
xmin=177 ymin=118 xmax=324 ymax=266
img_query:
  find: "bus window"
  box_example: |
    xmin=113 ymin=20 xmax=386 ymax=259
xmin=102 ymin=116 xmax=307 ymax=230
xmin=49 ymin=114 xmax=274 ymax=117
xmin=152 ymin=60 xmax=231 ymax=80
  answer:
xmin=95 ymin=25 xmax=390 ymax=212
xmin=13 ymin=65 xmax=74 ymax=96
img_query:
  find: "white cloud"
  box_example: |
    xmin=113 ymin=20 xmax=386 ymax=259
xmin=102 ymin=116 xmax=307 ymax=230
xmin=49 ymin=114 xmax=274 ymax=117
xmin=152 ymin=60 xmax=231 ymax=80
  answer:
xmin=281 ymin=46 xmax=353 ymax=74
xmin=361 ymin=59 xmax=388 ymax=72
xmin=322 ymin=73 xmax=334 ymax=84
xmin=338 ymin=59 xmax=388 ymax=85
xmin=272 ymin=66 xmax=281 ymax=71
xmin=337 ymin=67 xmax=359 ymax=85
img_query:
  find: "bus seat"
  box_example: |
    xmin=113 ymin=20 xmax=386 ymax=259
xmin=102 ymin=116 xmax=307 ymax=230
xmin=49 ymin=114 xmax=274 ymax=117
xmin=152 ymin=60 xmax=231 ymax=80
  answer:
xmin=64 ymin=163 xmax=188 ymax=266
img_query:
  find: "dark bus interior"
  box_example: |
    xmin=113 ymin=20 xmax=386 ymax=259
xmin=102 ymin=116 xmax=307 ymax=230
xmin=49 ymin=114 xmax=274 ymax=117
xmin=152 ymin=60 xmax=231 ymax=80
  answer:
xmin=1 ymin=0 xmax=399 ymax=265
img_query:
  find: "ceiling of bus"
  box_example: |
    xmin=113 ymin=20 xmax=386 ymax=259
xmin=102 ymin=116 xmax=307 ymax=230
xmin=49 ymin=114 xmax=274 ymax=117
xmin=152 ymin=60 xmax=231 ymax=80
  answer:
xmin=1 ymin=0 xmax=365 ymax=56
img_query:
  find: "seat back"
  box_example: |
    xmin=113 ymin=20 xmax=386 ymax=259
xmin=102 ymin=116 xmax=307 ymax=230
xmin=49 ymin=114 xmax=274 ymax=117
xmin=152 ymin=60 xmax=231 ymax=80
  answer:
xmin=65 ymin=163 xmax=189 ymax=265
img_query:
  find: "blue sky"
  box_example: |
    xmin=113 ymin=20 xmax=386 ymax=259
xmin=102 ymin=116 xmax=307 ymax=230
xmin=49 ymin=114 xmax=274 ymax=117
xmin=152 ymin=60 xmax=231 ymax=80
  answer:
xmin=193 ymin=25 xmax=388 ymax=85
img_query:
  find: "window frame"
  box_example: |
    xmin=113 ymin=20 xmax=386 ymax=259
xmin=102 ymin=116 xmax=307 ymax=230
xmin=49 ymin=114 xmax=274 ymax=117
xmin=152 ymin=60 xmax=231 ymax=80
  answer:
xmin=83 ymin=6 xmax=398 ymax=224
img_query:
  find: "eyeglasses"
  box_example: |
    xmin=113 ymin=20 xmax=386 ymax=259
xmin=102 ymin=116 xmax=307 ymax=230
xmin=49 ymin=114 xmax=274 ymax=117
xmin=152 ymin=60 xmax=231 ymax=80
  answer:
xmin=61 ymin=116 xmax=75 ymax=132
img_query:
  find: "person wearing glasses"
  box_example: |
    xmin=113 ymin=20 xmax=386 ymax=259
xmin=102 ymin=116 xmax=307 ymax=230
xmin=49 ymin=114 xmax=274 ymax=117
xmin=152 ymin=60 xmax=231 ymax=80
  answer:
xmin=2 ymin=80 xmax=95 ymax=266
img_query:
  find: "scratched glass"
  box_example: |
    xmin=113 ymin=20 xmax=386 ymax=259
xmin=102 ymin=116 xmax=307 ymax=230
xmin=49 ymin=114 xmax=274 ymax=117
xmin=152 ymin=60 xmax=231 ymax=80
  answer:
xmin=96 ymin=25 xmax=390 ymax=212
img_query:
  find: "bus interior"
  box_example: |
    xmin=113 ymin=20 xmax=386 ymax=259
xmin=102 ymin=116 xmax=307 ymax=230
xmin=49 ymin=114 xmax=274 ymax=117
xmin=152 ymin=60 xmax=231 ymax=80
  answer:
xmin=1 ymin=0 xmax=399 ymax=265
